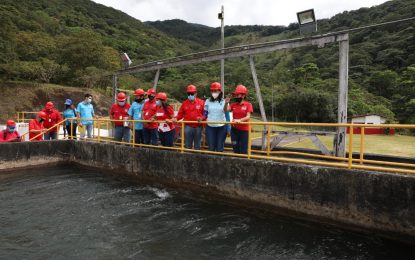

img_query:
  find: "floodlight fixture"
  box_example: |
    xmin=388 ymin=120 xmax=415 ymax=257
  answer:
xmin=120 ymin=52 xmax=132 ymax=68
xmin=297 ymin=9 xmax=317 ymax=35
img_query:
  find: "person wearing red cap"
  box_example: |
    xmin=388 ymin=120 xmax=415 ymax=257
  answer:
xmin=225 ymin=85 xmax=253 ymax=154
xmin=128 ymin=88 xmax=145 ymax=144
xmin=155 ymin=92 xmax=175 ymax=147
xmin=110 ymin=92 xmax=131 ymax=143
xmin=41 ymin=101 xmax=62 ymax=140
xmin=204 ymin=82 xmax=227 ymax=152
xmin=29 ymin=111 xmax=47 ymax=141
xmin=142 ymin=88 xmax=158 ymax=145
xmin=0 ymin=120 xmax=21 ymax=142
xmin=173 ymin=84 xmax=205 ymax=150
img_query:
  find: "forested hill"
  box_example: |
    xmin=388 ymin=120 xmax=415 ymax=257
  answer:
xmin=148 ymin=0 xmax=415 ymax=125
xmin=0 ymin=0 xmax=193 ymax=87
xmin=1 ymin=0 xmax=415 ymax=125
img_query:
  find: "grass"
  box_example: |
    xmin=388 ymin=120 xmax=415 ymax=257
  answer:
xmin=286 ymin=134 xmax=415 ymax=158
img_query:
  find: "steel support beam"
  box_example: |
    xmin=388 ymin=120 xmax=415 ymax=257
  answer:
xmin=334 ymin=35 xmax=349 ymax=157
xmin=115 ymin=34 xmax=347 ymax=75
xmin=153 ymin=69 xmax=160 ymax=90
xmin=112 ymin=74 xmax=117 ymax=103
xmin=249 ymin=55 xmax=267 ymax=150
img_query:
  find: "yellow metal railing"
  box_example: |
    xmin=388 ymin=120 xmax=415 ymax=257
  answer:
xmin=10 ymin=114 xmax=415 ymax=174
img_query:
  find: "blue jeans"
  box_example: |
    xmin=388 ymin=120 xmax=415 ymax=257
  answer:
xmin=80 ymin=124 xmax=93 ymax=138
xmin=65 ymin=124 xmax=77 ymax=139
xmin=134 ymin=129 xmax=144 ymax=144
xmin=205 ymin=125 xmax=227 ymax=152
xmin=159 ymin=129 xmax=175 ymax=147
xmin=143 ymin=128 xmax=158 ymax=145
xmin=44 ymin=132 xmax=57 ymax=140
xmin=231 ymin=128 xmax=249 ymax=154
xmin=184 ymin=125 xmax=202 ymax=150
xmin=114 ymin=126 xmax=131 ymax=143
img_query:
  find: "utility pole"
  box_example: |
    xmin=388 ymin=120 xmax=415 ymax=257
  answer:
xmin=218 ymin=6 xmax=225 ymax=93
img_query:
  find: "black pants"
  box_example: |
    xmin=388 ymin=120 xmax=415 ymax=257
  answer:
xmin=66 ymin=124 xmax=77 ymax=139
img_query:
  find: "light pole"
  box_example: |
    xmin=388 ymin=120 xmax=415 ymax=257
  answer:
xmin=218 ymin=6 xmax=224 ymax=93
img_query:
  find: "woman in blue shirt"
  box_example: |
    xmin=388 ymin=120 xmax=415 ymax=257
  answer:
xmin=204 ymin=82 xmax=227 ymax=152
xmin=63 ymin=99 xmax=77 ymax=139
xmin=128 ymin=88 xmax=145 ymax=144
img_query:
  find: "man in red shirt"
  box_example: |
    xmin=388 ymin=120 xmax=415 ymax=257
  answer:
xmin=110 ymin=92 xmax=131 ymax=142
xmin=29 ymin=111 xmax=47 ymax=141
xmin=225 ymin=85 xmax=253 ymax=154
xmin=142 ymin=88 xmax=158 ymax=145
xmin=155 ymin=92 xmax=175 ymax=147
xmin=174 ymin=84 xmax=204 ymax=150
xmin=0 ymin=120 xmax=22 ymax=143
xmin=42 ymin=101 xmax=62 ymax=140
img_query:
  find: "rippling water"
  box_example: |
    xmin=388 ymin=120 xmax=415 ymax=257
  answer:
xmin=0 ymin=167 xmax=413 ymax=259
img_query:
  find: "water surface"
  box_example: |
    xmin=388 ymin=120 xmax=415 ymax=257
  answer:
xmin=0 ymin=167 xmax=413 ymax=259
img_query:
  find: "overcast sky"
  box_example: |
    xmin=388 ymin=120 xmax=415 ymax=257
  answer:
xmin=92 ymin=0 xmax=388 ymax=27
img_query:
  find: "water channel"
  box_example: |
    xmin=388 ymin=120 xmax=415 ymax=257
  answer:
xmin=0 ymin=166 xmax=413 ymax=259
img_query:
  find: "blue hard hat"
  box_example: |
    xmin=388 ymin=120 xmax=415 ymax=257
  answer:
xmin=64 ymin=99 xmax=72 ymax=105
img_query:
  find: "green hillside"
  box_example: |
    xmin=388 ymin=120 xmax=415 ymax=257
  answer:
xmin=148 ymin=0 xmax=415 ymax=125
xmin=1 ymin=0 xmax=415 ymax=126
xmin=0 ymin=0 xmax=192 ymax=87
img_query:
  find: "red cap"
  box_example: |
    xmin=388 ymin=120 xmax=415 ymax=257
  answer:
xmin=117 ymin=92 xmax=127 ymax=101
xmin=186 ymin=84 xmax=197 ymax=93
xmin=210 ymin=82 xmax=221 ymax=91
xmin=233 ymin=85 xmax=248 ymax=95
xmin=6 ymin=119 xmax=16 ymax=127
xmin=45 ymin=101 xmax=54 ymax=109
xmin=38 ymin=111 xmax=47 ymax=120
xmin=147 ymin=88 xmax=156 ymax=95
xmin=134 ymin=88 xmax=145 ymax=96
xmin=156 ymin=92 xmax=167 ymax=101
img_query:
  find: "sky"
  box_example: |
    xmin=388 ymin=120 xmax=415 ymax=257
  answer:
xmin=92 ymin=0 xmax=388 ymax=27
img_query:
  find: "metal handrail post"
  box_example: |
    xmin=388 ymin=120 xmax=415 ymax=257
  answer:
xmin=181 ymin=121 xmax=185 ymax=153
xmin=267 ymin=125 xmax=271 ymax=156
xmin=248 ymin=123 xmax=252 ymax=159
xmin=132 ymin=120 xmax=135 ymax=147
xmin=360 ymin=127 xmax=365 ymax=164
xmin=348 ymin=126 xmax=354 ymax=169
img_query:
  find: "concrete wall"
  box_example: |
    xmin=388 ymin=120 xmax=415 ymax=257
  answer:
xmin=1 ymin=140 xmax=415 ymax=243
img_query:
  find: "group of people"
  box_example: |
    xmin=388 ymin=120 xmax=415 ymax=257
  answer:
xmin=112 ymin=82 xmax=253 ymax=154
xmin=1 ymin=82 xmax=253 ymax=154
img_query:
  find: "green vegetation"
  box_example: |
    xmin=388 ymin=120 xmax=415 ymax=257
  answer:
xmin=286 ymin=134 xmax=415 ymax=158
xmin=1 ymin=0 xmax=415 ymax=127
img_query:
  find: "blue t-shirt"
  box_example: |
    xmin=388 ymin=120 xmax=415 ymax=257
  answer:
xmin=77 ymin=102 xmax=94 ymax=125
xmin=204 ymin=99 xmax=226 ymax=127
xmin=63 ymin=108 xmax=78 ymax=126
xmin=128 ymin=101 xmax=144 ymax=130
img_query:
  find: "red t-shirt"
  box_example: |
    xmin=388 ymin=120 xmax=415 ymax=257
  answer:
xmin=0 ymin=130 xmax=21 ymax=142
xmin=230 ymin=101 xmax=253 ymax=131
xmin=42 ymin=109 xmax=62 ymax=133
xmin=176 ymin=98 xmax=205 ymax=128
xmin=142 ymin=99 xmax=158 ymax=129
xmin=110 ymin=103 xmax=131 ymax=127
xmin=156 ymin=105 xmax=175 ymax=132
xmin=29 ymin=119 xmax=44 ymax=141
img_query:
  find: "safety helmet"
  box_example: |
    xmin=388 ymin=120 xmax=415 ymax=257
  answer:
xmin=147 ymin=88 xmax=156 ymax=96
xmin=117 ymin=92 xmax=126 ymax=102
xmin=6 ymin=119 xmax=16 ymax=127
xmin=186 ymin=84 xmax=197 ymax=93
xmin=134 ymin=88 xmax=145 ymax=96
xmin=210 ymin=82 xmax=221 ymax=91
xmin=38 ymin=111 xmax=47 ymax=120
xmin=233 ymin=85 xmax=248 ymax=95
xmin=64 ymin=99 xmax=72 ymax=105
xmin=156 ymin=92 xmax=167 ymax=101
xmin=45 ymin=101 xmax=54 ymax=109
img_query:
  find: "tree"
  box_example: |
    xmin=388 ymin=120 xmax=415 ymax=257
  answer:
xmin=367 ymin=70 xmax=398 ymax=99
